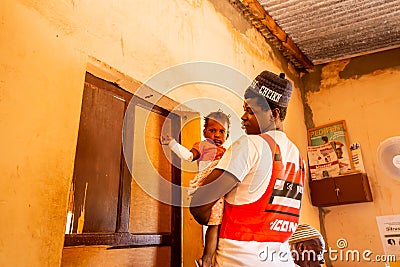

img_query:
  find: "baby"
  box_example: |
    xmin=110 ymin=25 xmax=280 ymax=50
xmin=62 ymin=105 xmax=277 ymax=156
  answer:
xmin=160 ymin=110 xmax=231 ymax=267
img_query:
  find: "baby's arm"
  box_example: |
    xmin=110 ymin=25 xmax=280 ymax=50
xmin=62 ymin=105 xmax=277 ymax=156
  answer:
xmin=160 ymin=135 xmax=200 ymax=161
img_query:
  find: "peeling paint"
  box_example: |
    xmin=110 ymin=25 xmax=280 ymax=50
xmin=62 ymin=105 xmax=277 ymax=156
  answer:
xmin=300 ymin=67 xmax=322 ymax=128
xmin=300 ymin=48 xmax=400 ymax=129
xmin=340 ymin=48 xmax=400 ymax=79
xmin=320 ymin=59 xmax=350 ymax=90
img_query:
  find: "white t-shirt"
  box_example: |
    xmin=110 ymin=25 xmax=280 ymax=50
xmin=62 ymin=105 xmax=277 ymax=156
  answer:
xmin=214 ymin=131 xmax=302 ymax=267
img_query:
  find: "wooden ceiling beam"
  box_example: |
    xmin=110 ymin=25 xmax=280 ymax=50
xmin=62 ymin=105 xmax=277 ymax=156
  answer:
xmin=238 ymin=0 xmax=314 ymax=70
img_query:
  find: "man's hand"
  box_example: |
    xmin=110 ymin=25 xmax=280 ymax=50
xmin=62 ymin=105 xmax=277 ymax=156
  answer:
xmin=190 ymin=169 xmax=238 ymax=225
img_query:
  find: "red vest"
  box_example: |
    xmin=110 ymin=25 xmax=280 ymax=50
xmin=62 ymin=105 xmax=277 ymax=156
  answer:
xmin=219 ymin=134 xmax=305 ymax=242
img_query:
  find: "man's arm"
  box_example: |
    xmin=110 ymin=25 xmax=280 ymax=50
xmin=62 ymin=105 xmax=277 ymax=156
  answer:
xmin=190 ymin=169 xmax=239 ymax=225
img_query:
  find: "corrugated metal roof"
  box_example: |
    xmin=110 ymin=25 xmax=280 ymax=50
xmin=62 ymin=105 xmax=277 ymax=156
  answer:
xmin=257 ymin=0 xmax=400 ymax=65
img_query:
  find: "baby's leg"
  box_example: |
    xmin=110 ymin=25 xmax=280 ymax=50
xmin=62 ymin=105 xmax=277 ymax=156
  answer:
xmin=202 ymin=225 xmax=219 ymax=267
xmin=200 ymin=197 xmax=223 ymax=266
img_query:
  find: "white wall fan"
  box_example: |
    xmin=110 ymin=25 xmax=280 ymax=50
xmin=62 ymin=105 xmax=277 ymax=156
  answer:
xmin=376 ymin=136 xmax=400 ymax=181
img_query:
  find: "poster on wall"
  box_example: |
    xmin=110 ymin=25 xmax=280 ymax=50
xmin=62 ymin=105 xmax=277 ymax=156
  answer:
xmin=307 ymin=120 xmax=354 ymax=175
xmin=376 ymin=215 xmax=400 ymax=257
xmin=307 ymin=143 xmax=340 ymax=180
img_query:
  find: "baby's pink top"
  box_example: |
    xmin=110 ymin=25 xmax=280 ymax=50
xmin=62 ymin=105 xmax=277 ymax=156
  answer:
xmin=191 ymin=139 xmax=226 ymax=162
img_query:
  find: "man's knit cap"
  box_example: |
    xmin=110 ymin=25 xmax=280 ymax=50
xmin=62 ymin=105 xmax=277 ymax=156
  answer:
xmin=288 ymin=224 xmax=323 ymax=244
xmin=248 ymin=71 xmax=293 ymax=107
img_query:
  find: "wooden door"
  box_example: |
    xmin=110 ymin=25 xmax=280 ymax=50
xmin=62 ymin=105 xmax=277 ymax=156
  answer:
xmin=64 ymin=73 xmax=181 ymax=267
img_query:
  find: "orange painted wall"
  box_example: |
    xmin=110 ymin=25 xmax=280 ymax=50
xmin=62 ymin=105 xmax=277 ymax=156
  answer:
xmin=304 ymin=51 xmax=400 ymax=267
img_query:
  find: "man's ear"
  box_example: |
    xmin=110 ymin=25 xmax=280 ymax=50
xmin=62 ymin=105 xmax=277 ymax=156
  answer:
xmin=272 ymin=108 xmax=280 ymax=119
xmin=203 ymin=128 xmax=206 ymax=137
xmin=297 ymin=242 xmax=305 ymax=253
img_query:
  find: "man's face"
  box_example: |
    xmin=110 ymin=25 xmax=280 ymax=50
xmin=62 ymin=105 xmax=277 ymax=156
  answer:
xmin=296 ymin=238 xmax=325 ymax=267
xmin=241 ymin=97 xmax=273 ymax=135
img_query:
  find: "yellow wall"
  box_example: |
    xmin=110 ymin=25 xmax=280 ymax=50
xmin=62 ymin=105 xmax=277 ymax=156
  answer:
xmin=0 ymin=0 xmax=315 ymax=266
xmin=304 ymin=50 xmax=400 ymax=266
xmin=0 ymin=1 xmax=86 ymax=266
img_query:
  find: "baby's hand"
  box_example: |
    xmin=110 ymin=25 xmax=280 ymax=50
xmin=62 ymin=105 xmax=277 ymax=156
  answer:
xmin=160 ymin=135 xmax=173 ymax=145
